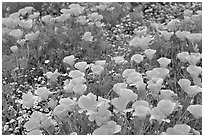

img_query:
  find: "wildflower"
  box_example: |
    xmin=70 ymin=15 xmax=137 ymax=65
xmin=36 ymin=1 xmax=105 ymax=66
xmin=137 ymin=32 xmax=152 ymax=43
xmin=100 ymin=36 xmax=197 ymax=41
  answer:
xmin=69 ymin=70 xmax=85 ymax=78
xmin=63 ymin=83 xmax=74 ymax=93
xmin=87 ymin=12 xmax=103 ymax=22
xmin=73 ymin=84 xmax=87 ymax=95
xmin=184 ymin=9 xmax=193 ymax=16
xmin=22 ymin=91 xmax=37 ymax=109
xmin=177 ymin=52 xmax=190 ymax=63
xmin=95 ymin=21 xmax=103 ymax=28
xmin=157 ymin=99 xmax=175 ymax=117
xmin=157 ymin=57 xmax=171 ymax=68
xmin=178 ymin=79 xmax=191 ymax=90
xmin=162 ymin=124 xmax=191 ymax=135
xmin=41 ymin=15 xmax=52 ymax=24
xmin=91 ymin=64 xmax=104 ymax=75
xmin=122 ymin=69 xmax=136 ymax=78
xmin=82 ymin=32 xmax=93 ymax=42
xmin=186 ymin=65 xmax=202 ymax=77
xmin=175 ymin=31 xmax=191 ymax=41
xmin=34 ymin=87 xmax=51 ymax=100
xmin=152 ymin=68 xmax=169 ymax=79
xmin=27 ymin=129 xmax=42 ymax=135
xmin=24 ymin=119 xmax=40 ymax=131
xmin=9 ymin=29 xmax=23 ymax=40
xmin=146 ymin=70 xmax=159 ymax=80
xmin=70 ymin=77 xmax=86 ymax=86
xmin=150 ymin=107 xmax=166 ymax=123
xmin=25 ymin=31 xmax=40 ymax=41
xmin=113 ymin=83 xmax=127 ymax=93
xmin=126 ymin=75 xmax=143 ymax=85
xmin=63 ymin=55 xmax=75 ymax=66
xmin=10 ymin=46 xmax=18 ymax=53
xmin=29 ymin=12 xmax=40 ymax=19
xmin=129 ymin=36 xmax=152 ymax=50
xmin=111 ymin=97 xmax=129 ymax=112
xmin=77 ymin=15 xmax=88 ymax=25
xmin=53 ymin=105 xmax=67 ymax=118
xmin=41 ymin=114 xmax=54 ymax=128
xmin=48 ymin=99 xmax=57 ymax=109
xmin=70 ymin=132 xmax=77 ymax=135
xmin=185 ymin=33 xmax=202 ymax=44
xmin=187 ymin=105 xmax=202 ymax=119
xmin=184 ymin=85 xmax=202 ymax=97
xmin=144 ymin=49 xmax=156 ymax=60
xmin=2 ymin=18 xmax=19 ymax=29
xmin=159 ymin=90 xmax=177 ymax=101
xmin=2 ymin=27 xmax=11 ymax=36
xmin=78 ymin=93 xmax=98 ymax=113
xmin=132 ymin=100 xmax=150 ymax=120
xmin=59 ymin=98 xmax=77 ymax=112
xmin=19 ymin=19 xmax=33 ymax=29
xmin=160 ymin=31 xmax=173 ymax=41
xmin=147 ymin=78 xmax=163 ymax=94
xmin=131 ymin=54 xmax=144 ymax=64
xmin=186 ymin=54 xmax=201 ymax=65
xmin=68 ymin=4 xmax=84 ymax=16
xmin=9 ymin=12 xmax=20 ymax=19
xmin=74 ymin=61 xmax=88 ymax=72
xmin=92 ymin=121 xmax=121 ymax=135
xmin=17 ymin=39 xmax=26 ymax=46
xmin=46 ymin=69 xmax=60 ymax=82
xmin=165 ymin=19 xmax=180 ymax=31
xmin=118 ymin=88 xmax=138 ymax=102
xmin=95 ymin=60 xmax=106 ymax=66
xmin=113 ymin=56 xmax=128 ymax=64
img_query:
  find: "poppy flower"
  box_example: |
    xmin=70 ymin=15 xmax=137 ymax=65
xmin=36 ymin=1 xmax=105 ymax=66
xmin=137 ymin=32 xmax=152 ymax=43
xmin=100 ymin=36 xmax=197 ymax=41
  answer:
xmin=30 ymin=111 xmax=42 ymax=122
xmin=74 ymin=61 xmax=88 ymax=72
xmin=150 ymin=107 xmax=166 ymax=123
xmin=41 ymin=15 xmax=52 ymax=24
xmin=59 ymin=97 xmax=77 ymax=111
xmin=35 ymin=87 xmax=51 ymax=100
xmin=113 ymin=56 xmax=128 ymax=64
xmin=184 ymin=9 xmax=193 ymax=16
xmin=187 ymin=65 xmax=202 ymax=77
xmin=25 ymin=31 xmax=40 ymax=41
xmin=82 ymin=32 xmax=93 ymax=42
xmin=27 ymin=129 xmax=42 ymax=135
xmin=29 ymin=12 xmax=40 ymax=19
xmin=134 ymin=81 xmax=147 ymax=91
xmin=113 ymin=83 xmax=127 ymax=93
xmin=9 ymin=12 xmax=20 ymax=19
xmin=41 ymin=114 xmax=54 ymax=128
xmin=69 ymin=70 xmax=85 ymax=79
xmin=178 ymin=78 xmax=191 ymax=90
xmin=187 ymin=104 xmax=202 ymax=119
xmin=70 ymin=77 xmax=86 ymax=86
xmin=17 ymin=39 xmax=26 ymax=46
xmin=111 ymin=97 xmax=129 ymax=112
xmin=2 ymin=18 xmax=19 ymax=29
xmin=184 ymin=85 xmax=202 ymax=97
xmin=163 ymin=124 xmax=191 ymax=135
xmin=146 ymin=70 xmax=159 ymax=80
xmin=63 ymin=82 xmax=74 ymax=93
xmin=95 ymin=21 xmax=103 ymax=28
xmin=19 ymin=19 xmax=33 ymax=29
xmin=157 ymin=99 xmax=175 ymax=117
xmin=95 ymin=60 xmax=106 ymax=66
xmin=63 ymin=55 xmax=75 ymax=66
xmin=131 ymin=54 xmax=144 ymax=64
xmin=157 ymin=57 xmax=171 ymax=68
xmin=22 ymin=91 xmax=37 ymax=109
xmin=186 ymin=54 xmax=201 ymax=65
xmin=46 ymin=69 xmax=60 ymax=82
xmin=77 ymin=15 xmax=88 ymax=25
xmin=185 ymin=33 xmax=202 ymax=44
xmin=152 ymin=68 xmax=169 ymax=79
xmin=78 ymin=93 xmax=98 ymax=113
xmin=126 ymin=75 xmax=143 ymax=85
xmin=129 ymin=36 xmax=152 ymax=50
xmin=159 ymin=90 xmax=177 ymax=101
xmin=92 ymin=121 xmax=121 ymax=135
xmin=147 ymin=78 xmax=163 ymax=94
xmin=144 ymin=49 xmax=156 ymax=60
xmin=122 ymin=69 xmax=136 ymax=78
xmin=73 ymin=84 xmax=87 ymax=95
xmin=10 ymin=46 xmax=18 ymax=53
xmin=165 ymin=19 xmax=180 ymax=31
xmin=132 ymin=100 xmax=150 ymax=120
xmin=175 ymin=31 xmax=191 ymax=41
xmin=177 ymin=52 xmax=190 ymax=63
xmin=2 ymin=27 xmax=12 ymax=36
xmin=118 ymin=88 xmax=138 ymax=102
xmin=91 ymin=64 xmax=104 ymax=75
xmin=160 ymin=31 xmax=174 ymax=41
xmin=68 ymin=4 xmax=84 ymax=16
xmin=87 ymin=12 xmax=103 ymax=22
xmin=53 ymin=105 xmax=67 ymax=118
xmin=9 ymin=29 xmax=23 ymax=40
xmin=70 ymin=132 xmax=77 ymax=135
xmin=24 ymin=118 xmax=40 ymax=131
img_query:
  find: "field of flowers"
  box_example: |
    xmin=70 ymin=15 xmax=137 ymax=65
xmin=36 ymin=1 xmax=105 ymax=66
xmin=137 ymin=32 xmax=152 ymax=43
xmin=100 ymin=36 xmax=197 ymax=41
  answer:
xmin=2 ymin=2 xmax=202 ymax=135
